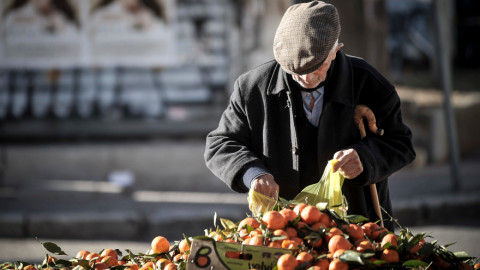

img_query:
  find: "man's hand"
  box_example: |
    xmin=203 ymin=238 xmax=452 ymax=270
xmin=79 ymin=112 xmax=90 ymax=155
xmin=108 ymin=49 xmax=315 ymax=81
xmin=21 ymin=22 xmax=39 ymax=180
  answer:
xmin=251 ymin=174 xmax=279 ymax=200
xmin=332 ymin=149 xmax=363 ymax=179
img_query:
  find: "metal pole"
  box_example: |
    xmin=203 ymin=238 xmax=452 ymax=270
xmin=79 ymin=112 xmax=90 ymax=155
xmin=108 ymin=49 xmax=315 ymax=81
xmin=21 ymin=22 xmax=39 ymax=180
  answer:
xmin=434 ymin=0 xmax=462 ymax=192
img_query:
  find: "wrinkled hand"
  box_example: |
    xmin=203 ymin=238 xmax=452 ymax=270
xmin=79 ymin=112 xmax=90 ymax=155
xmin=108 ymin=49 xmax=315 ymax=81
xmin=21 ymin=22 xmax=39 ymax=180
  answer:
xmin=332 ymin=149 xmax=363 ymax=179
xmin=250 ymin=174 xmax=279 ymax=201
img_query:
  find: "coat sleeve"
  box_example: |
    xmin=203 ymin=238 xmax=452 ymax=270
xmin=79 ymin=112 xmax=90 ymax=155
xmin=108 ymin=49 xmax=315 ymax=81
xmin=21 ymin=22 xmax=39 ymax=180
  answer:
xmin=204 ymin=78 xmax=262 ymax=193
xmin=350 ymin=69 xmax=416 ymax=186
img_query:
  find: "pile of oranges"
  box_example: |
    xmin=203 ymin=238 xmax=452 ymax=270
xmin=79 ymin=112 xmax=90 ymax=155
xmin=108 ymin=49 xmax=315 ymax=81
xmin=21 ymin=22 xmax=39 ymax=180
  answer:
xmin=2 ymin=203 xmax=479 ymax=270
xmin=5 ymin=235 xmax=192 ymax=270
xmin=202 ymin=203 xmax=477 ymax=270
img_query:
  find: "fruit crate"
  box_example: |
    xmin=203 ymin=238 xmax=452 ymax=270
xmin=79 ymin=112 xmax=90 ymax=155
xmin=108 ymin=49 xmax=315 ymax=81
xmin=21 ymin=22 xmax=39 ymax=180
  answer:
xmin=186 ymin=239 xmax=292 ymax=270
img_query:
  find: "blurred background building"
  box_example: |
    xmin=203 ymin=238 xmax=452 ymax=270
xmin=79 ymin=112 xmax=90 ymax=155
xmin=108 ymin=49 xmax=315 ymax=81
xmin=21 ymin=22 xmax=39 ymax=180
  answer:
xmin=0 ymin=0 xmax=479 ymax=214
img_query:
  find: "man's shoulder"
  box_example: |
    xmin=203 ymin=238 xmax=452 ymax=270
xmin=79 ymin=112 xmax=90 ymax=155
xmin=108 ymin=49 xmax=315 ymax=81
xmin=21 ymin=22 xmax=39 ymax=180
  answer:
xmin=237 ymin=60 xmax=278 ymax=82
xmin=346 ymin=54 xmax=394 ymax=90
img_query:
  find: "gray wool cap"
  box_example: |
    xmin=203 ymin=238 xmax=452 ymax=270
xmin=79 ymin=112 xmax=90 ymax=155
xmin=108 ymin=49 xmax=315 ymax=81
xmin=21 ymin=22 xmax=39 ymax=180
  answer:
xmin=273 ymin=1 xmax=341 ymax=75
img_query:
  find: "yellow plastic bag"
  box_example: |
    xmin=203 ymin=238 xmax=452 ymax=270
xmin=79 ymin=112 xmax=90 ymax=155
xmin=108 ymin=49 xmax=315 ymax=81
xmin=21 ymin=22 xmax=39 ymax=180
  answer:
xmin=247 ymin=189 xmax=277 ymax=216
xmin=293 ymin=159 xmax=347 ymax=217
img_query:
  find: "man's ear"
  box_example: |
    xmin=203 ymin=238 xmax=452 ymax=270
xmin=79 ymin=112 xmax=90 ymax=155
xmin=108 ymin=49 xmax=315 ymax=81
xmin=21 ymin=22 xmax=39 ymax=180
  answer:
xmin=336 ymin=43 xmax=344 ymax=53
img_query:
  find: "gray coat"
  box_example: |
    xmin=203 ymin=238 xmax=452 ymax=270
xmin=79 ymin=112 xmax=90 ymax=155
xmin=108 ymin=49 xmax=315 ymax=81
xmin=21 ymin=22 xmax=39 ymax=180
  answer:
xmin=204 ymin=51 xmax=415 ymax=228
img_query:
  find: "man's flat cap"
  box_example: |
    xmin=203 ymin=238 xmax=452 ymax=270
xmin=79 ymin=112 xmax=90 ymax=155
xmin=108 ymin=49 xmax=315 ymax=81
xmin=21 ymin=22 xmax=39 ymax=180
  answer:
xmin=273 ymin=1 xmax=341 ymax=75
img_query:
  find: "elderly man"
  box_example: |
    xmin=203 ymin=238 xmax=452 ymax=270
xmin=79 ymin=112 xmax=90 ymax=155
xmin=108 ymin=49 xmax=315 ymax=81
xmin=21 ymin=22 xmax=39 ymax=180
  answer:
xmin=204 ymin=1 xmax=415 ymax=230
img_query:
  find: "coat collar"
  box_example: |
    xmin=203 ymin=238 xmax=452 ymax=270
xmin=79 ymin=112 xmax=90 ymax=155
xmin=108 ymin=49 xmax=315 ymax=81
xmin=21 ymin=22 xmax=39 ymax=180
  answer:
xmin=267 ymin=51 xmax=354 ymax=108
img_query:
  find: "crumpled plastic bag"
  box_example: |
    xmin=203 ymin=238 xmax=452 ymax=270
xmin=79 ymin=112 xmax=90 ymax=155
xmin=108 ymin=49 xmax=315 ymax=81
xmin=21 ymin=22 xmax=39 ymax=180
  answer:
xmin=247 ymin=189 xmax=277 ymax=216
xmin=293 ymin=159 xmax=347 ymax=217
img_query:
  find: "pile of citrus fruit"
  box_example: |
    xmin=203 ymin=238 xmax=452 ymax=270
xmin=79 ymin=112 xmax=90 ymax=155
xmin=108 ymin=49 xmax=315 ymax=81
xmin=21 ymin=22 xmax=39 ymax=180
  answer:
xmin=1 ymin=202 xmax=479 ymax=270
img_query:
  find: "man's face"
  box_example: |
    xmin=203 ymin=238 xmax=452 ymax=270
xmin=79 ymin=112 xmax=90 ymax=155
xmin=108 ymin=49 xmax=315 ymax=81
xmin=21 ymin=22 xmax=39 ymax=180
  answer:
xmin=292 ymin=43 xmax=344 ymax=89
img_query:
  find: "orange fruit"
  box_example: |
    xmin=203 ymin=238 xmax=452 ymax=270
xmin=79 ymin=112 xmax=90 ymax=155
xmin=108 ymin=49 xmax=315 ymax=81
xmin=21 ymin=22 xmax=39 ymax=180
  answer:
xmin=76 ymin=250 xmax=90 ymax=259
xmin=361 ymin=222 xmax=382 ymax=240
xmin=117 ymin=261 xmax=127 ymax=265
xmin=325 ymin=227 xmax=343 ymax=243
xmin=332 ymin=249 xmax=346 ymax=260
xmin=208 ymin=231 xmax=224 ymax=241
xmin=280 ymin=208 xmax=298 ymax=223
xmin=238 ymin=228 xmax=249 ymax=239
xmin=125 ymin=264 xmax=139 ymax=270
xmin=285 ymin=227 xmax=298 ymax=238
xmin=164 ymin=263 xmax=177 ymax=270
xmin=178 ymin=239 xmax=190 ymax=254
xmin=291 ymin=236 xmax=304 ymax=246
xmin=355 ymin=239 xmax=374 ymax=253
xmin=345 ymin=224 xmax=364 ymax=241
xmin=155 ymin=258 xmax=172 ymax=269
xmin=314 ymin=258 xmax=330 ymax=270
xmin=307 ymin=234 xmax=323 ymax=248
xmin=474 ymin=263 xmax=480 ymax=269
xmin=268 ymin=241 xmax=282 ymax=248
xmin=151 ymin=236 xmax=170 ymax=254
xmin=46 ymin=256 xmax=57 ymax=264
xmin=311 ymin=221 xmax=327 ymax=231
xmin=100 ymin=249 xmax=118 ymax=260
xmin=380 ymin=249 xmax=399 ymax=263
xmin=293 ymin=203 xmax=308 ymax=216
xmin=296 ymin=251 xmax=314 ymax=267
xmin=223 ymin=238 xmax=237 ymax=243
xmin=433 ymin=255 xmax=452 ymax=269
xmin=85 ymin=252 xmax=100 ymax=261
xmin=140 ymin=262 xmax=154 ymax=270
xmin=380 ymin=233 xmax=398 ymax=248
xmin=328 ymin=235 xmax=353 ymax=253
xmin=281 ymin=239 xmax=299 ymax=249
xmin=300 ymin=205 xmax=322 ymax=225
xmin=329 ymin=259 xmax=348 ymax=270
xmin=23 ymin=266 xmax=37 ymax=270
xmin=409 ymin=237 xmax=426 ymax=254
xmin=277 ymin=254 xmax=298 ymax=270
xmin=319 ymin=213 xmax=332 ymax=227
xmin=296 ymin=221 xmax=309 ymax=233
xmin=249 ymin=236 xmax=264 ymax=246
xmin=100 ymin=256 xmax=118 ymax=267
xmin=262 ymin=211 xmax=286 ymax=230
xmin=273 ymin=229 xmax=289 ymax=242
xmin=93 ymin=263 xmax=108 ymax=270
xmin=238 ymin=217 xmax=260 ymax=231
xmin=249 ymin=228 xmax=263 ymax=237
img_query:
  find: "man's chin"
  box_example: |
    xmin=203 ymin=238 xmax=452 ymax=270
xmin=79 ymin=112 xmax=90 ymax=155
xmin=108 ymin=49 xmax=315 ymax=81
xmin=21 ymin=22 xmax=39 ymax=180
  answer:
xmin=298 ymin=82 xmax=321 ymax=89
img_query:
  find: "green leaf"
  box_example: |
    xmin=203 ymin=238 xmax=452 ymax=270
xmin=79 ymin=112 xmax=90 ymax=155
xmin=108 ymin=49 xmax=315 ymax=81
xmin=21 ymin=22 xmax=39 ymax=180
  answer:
xmin=402 ymin=259 xmax=429 ymax=267
xmin=417 ymin=242 xmax=435 ymax=257
xmin=213 ymin=212 xmax=217 ymax=228
xmin=220 ymin=218 xmax=237 ymax=230
xmin=454 ymin=251 xmax=470 ymax=258
xmin=111 ymin=266 xmax=128 ymax=270
xmin=52 ymin=259 xmax=72 ymax=268
xmin=42 ymin=242 xmax=67 ymax=255
xmin=345 ymin=215 xmax=369 ymax=224
xmin=339 ymin=250 xmax=364 ymax=265
xmin=270 ymin=235 xmax=287 ymax=242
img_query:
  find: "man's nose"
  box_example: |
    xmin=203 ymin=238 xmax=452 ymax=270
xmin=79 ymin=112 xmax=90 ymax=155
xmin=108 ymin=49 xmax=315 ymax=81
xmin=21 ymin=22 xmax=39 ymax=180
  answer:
xmin=300 ymin=73 xmax=313 ymax=82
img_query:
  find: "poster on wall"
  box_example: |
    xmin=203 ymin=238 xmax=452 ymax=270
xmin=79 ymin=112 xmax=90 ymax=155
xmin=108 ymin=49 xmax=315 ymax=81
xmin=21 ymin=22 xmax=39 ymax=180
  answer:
xmin=87 ymin=0 xmax=176 ymax=67
xmin=0 ymin=0 xmax=83 ymax=68
xmin=0 ymin=0 xmax=177 ymax=68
